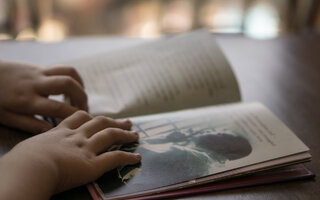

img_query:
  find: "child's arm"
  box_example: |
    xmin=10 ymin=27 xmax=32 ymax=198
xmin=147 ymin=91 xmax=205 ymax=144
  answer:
xmin=0 ymin=111 xmax=141 ymax=200
xmin=0 ymin=60 xmax=88 ymax=133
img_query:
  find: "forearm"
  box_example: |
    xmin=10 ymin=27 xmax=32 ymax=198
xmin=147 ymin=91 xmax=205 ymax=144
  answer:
xmin=0 ymin=148 xmax=58 ymax=200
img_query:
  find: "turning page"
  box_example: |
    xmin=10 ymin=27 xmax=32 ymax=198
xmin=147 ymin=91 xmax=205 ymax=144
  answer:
xmin=68 ymin=30 xmax=240 ymax=117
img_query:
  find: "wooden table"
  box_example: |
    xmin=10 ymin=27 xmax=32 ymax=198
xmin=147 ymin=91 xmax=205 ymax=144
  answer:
xmin=0 ymin=33 xmax=319 ymax=199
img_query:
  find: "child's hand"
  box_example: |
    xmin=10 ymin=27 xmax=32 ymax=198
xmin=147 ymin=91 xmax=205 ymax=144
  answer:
xmin=0 ymin=111 xmax=141 ymax=200
xmin=0 ymin=60 xmax=88 ymax=133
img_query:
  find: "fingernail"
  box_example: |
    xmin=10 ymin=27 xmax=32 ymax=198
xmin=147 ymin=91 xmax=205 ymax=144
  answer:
xmin=121 ymin=119 xmax=132 ymax=126
xmin=134 ymin=153 xmax=141 ymax=160
xmin=131 ymin=131 xmax=139 ymax=137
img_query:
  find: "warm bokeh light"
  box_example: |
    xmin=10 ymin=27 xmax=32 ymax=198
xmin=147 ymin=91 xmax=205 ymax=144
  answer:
xmin=16 ymin=27 xmax=36 ymax=40
xmin=0 ymin=0 xmax=317 ymax=41
xmin=0 ymin=33 xmax=12 ymax=40
xmin=200 ymin=0 xmax=244 ymax=33
xmin=161 ymin=0 xmax=194 ymax=33
xmin=122 ymin=1 xmax=161 ymax=38
xmin=38 ymin=19 xmax=68 ymax=42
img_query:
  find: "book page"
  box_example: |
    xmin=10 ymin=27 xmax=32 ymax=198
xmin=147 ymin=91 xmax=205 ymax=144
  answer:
xmin=94 ymin=102 xmax=309 ymax=199
xmin=67 ymin=30 xmax=240 ymax=117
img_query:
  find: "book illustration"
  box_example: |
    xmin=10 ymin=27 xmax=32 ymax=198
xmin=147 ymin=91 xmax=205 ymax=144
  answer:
xmin=94 ymin=102 xmax=310 ymax=199
xmin=118 ymin=126 xmax=253 ymax=181
xmin=98 ymin=113 xmax=253 ymax=197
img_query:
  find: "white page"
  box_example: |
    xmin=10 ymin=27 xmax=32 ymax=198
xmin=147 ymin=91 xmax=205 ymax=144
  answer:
xmin=67 ymin=30 xmax=241 ymax=117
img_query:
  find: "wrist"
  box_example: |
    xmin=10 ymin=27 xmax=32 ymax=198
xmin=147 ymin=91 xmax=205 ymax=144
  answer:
xmin=0 ymin=145 xmax=59 ymax=200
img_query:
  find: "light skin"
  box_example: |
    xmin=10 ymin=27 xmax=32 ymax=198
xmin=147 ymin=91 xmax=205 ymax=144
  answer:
xmin=0 ymin=60 xmax=88 ymax=133
xmin=0 ymin=61 xmax=141 ymax=199
xmin=0 ymin=111 xmax=141 ymax=200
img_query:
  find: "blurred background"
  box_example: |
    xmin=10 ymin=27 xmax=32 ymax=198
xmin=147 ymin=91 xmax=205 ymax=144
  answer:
xmin=0 ymin=0 xmax=319 ymax=42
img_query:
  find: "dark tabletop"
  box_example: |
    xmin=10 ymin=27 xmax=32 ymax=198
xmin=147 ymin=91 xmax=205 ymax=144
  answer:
xmin=0 ymin=33 xmax=319 ymax=200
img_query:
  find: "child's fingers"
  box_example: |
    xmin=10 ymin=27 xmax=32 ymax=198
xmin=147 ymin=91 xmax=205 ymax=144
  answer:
xmin=58 ymin=110 xmax=92 ymax=129
xmin=25 ymin=97 xmax=78 ymax=119
xmin=94 ymin=150 xmax=141 ymax=174
xmin=0 ymin=111 xmax=52 ymax=134
xmin=88 ymin=128 xmax=139 ymax=154
xmin=42 ymin=66 xmax=84 ymax=87
xmin=78 ymin=116 xmax=132 ymax=137
xmin=36 ymin=76 xmax=88 ymax=111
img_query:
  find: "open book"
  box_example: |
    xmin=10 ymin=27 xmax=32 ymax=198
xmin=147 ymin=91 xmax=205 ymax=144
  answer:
xmin=66 ymin=31 xmax=311 ymax=199
xmin=68 ymin=30 xmax=240 ymax=117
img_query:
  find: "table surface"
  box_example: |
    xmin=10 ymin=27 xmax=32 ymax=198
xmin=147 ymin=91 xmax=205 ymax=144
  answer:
xmin=0 ymin=33 xmax=319 ymax=200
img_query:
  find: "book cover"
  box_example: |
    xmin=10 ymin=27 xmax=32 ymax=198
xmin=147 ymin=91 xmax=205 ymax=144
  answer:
xmin=87 ymin=164 xmax=314 ymax=200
